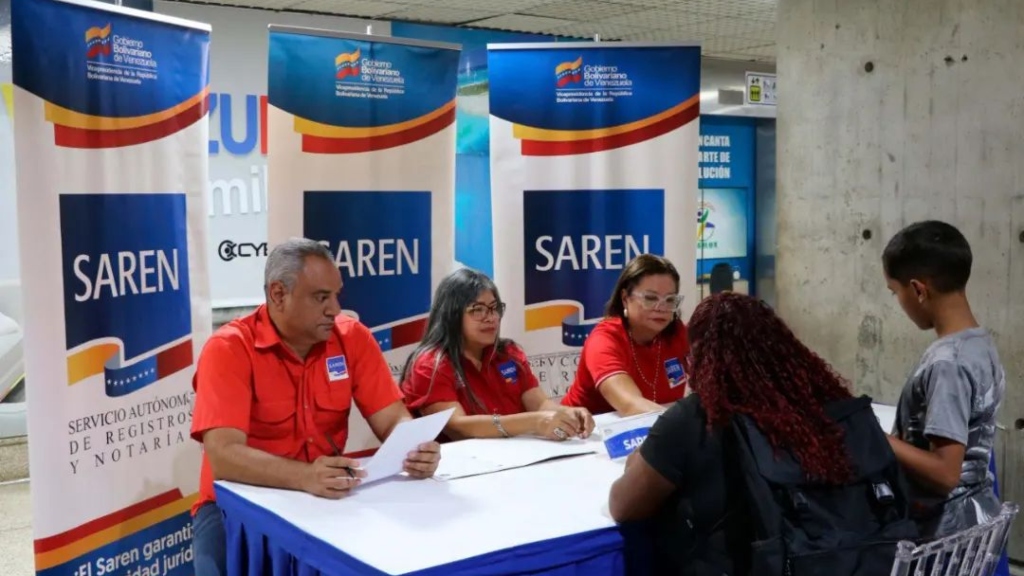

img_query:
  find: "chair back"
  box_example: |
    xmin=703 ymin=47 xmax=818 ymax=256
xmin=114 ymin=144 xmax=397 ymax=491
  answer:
xmin=709 ymin=263 xmax=734 ymax=294
xmin=889 ymin=502 xmax=1019 ymax=576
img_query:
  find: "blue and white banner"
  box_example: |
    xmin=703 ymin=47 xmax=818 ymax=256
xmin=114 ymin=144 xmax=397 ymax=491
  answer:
xmin=266 ymin=27 xmax=459 ymax=451
xmin=12 ymin=0 xmax=211 ymax=573
xmin=487 ymin=42 xmax=701 ymax=397
xmin=696 ymin=118 xmax=756 ymax=286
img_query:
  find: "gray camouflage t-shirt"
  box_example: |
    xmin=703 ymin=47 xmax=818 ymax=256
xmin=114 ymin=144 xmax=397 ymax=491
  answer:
xmin=892 ymin=327 xmax=1005 ymax=537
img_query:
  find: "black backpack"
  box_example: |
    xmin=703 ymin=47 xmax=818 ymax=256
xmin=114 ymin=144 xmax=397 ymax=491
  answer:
xmin=729 ymin=395 xmax=919 ymax=576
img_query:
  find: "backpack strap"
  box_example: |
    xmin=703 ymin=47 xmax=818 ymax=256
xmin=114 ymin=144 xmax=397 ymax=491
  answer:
xmin=729 ymin=415 xmax=785 ymax=542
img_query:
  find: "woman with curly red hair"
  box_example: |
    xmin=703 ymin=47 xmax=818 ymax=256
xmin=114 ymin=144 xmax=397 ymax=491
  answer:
xmin=609 ymin=292 xmax=856 ymax=575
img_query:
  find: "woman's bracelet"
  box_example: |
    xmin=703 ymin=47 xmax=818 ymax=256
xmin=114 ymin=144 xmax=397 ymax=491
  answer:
xmin=492 ymin=414 xmax=510 ymax=438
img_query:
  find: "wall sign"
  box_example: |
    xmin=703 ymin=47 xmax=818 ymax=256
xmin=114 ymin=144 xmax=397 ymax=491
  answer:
xmin=745 ymin=72 xmax=776 ymax=106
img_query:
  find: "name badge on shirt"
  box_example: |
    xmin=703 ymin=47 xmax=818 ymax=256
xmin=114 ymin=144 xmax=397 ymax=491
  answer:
xmin=326 ymin=355 xmax=349 ymax=381
xmin=664 ymin=358 xmax=685 ymax=388
xmin=498 ymin=360 xmax=518 ymax=384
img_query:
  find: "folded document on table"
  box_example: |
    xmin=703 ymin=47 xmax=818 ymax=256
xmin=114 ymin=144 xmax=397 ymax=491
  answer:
xmin=434 ymin=437 xmax=598 ymax=481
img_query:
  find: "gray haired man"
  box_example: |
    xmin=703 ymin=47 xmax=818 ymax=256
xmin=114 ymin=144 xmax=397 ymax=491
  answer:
xmin=189 ymin=238 xmax=440 ymax=576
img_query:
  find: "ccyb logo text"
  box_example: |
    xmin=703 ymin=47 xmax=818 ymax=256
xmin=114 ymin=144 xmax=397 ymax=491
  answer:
xmin=218 ymin=240 xmax=267 ymax=262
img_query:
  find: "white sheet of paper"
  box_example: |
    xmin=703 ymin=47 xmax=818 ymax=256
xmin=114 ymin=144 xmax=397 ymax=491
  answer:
xmin=360 ymin=407 xmax=454 ymax=485
xmin=872 ymin=403 xmax=897 ymax=434
xmin=434 ymin=436 xmax=598 ymax=481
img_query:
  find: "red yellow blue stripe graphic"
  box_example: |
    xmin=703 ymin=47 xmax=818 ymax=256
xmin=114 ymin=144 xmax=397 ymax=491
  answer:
xmin=85 ymin=24 xmax=112 ymax=59
xmin=335 ymin=49 xmax=361 ymax=80
xmin=33 ymin=489 xmax=196 ymax=571
xmin=41 ymin=88 xmax=210 ymax=149
xmin=371 ymin=317 xmax=428 ymax=353
xmin=67 ymin=337 xmax=193 ymax=397
xmin=510 ymin=94 xmax=700 ymax=156
xmin=295 ymin=99 xmax=456 ymax=154
xmin=555 ymin=57 xmax=582 ymax=88
xmin=525 ymin=302 xmax=598 ymax=346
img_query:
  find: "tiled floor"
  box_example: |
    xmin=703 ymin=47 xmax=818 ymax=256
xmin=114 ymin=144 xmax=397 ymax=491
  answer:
xmin=0 ymin=480 xmax=33 ymax=576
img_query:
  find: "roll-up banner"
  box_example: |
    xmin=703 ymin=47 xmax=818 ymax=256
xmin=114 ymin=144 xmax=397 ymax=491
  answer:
xmin=488 ymin=42 xmax=701 ymax=397
xmin=12 ymin=0 xmax=212 ymax=574
xmin=266 ymin=26 xmax=460 ymax=451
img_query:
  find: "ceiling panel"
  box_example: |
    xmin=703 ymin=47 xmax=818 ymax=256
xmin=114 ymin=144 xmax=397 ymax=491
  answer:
xmin=164 ymin=0 xmax=777 ymax=62
xmin=391 ymin=0 xmax=551 ymax=11
xmin=702 ymin=34 xmax=766 ymax=53
xmin=616 ymin=28 xmax=705 ymax=42
xmin=285 ymin=0 xmax=409 ymax=16
xmin=610 ymin=0 xmax=705 ymax=7
xmin=710 ymin=16 xmax=775 ymax=41
xmin=382 ymin=6 xmax=505 ymax=24
xmin=546 ymin=21 xmax=650 ymax=40
xmin=525 ymin=0 xmax=642 ymax=20
xmin=469 ymin=13 xmax=577 ymax=33
xmin=732 ymin=44 xmax=775 ymax=58
xmin=192 ymin=0 xmax=302 ymax=9
xmin=599 ymin=8 xmax=714 ymax=29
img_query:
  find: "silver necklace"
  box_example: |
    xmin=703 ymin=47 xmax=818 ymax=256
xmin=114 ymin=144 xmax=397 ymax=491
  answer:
xmin=628 ymin=333 xmax=662 ymax=403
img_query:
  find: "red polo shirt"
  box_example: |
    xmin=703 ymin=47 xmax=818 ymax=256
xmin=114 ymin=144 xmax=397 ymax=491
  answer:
xmin=189 ymin=305 xmax=403 ymax=515
xmin=561 ymin=317 xmax=689 ymax=415
xmin=401 ymin=343 xmax=539 ymax=417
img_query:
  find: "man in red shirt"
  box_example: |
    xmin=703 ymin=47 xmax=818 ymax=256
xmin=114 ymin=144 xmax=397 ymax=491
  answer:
xmin=190 ymin=238 xmax=440 ymax=576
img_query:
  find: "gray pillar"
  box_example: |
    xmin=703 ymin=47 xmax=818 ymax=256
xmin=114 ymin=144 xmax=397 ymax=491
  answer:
xmin=777 ymin=0 xmax=1024 ymax=556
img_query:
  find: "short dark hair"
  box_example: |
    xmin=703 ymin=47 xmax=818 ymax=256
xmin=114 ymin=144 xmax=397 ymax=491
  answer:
xmin=605 ymin=254 xmax=681 ymax=336
xmin=882 ymin=221 xmax=972 ymax=293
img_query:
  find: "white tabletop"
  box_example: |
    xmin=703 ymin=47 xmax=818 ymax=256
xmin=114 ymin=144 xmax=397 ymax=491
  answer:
xmin=218 ymin=444 xmax=624 ymax=575
xmin=217 ymin=403 xmax=895 ymax=575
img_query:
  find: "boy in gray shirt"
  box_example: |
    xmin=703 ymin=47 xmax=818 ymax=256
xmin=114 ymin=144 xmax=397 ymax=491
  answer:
xmin=883 ymin=220 xmax=1005 ymax=538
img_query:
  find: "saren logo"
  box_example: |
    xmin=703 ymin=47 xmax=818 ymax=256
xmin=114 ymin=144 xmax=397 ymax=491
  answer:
xmin=61 ymin=194 xmax=193 ymax=397
xmin=304 ymin=191 xmax=431 ymax=353
xmin=523 ymin=189 xmax=665 ymax=347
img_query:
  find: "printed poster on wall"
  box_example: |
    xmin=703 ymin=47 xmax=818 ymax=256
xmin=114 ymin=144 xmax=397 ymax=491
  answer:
xmin=266 ymin=26 xmax=459 ymax=451
xmin=698 ymin=188 xmax=748 ymax=260
xmin=488 ymin=42 xmax=701 ymax=397
xmin=12 ymin=0 xmax=212 ymax=574
xmin=696 ymin=118 xmax=756 ymax=287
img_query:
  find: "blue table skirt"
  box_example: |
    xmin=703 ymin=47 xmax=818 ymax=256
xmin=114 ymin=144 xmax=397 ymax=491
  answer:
xmin=216 ymin=485 xmax=641 ymax=576
xmin=215 ymin=457 xmax=1011 ymax=576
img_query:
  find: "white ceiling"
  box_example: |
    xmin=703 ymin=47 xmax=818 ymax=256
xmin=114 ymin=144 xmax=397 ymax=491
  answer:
xmin=173 ymin=0 xmax=777 ymax=63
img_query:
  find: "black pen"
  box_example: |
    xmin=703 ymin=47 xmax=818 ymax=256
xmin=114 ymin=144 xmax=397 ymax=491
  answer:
xmin=325 ymin=434 xmax=357 ymax=479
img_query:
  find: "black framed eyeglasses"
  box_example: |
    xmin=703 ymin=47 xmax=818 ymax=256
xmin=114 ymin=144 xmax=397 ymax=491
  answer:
xmin=467 ymin=302 xmax=506 ymax=320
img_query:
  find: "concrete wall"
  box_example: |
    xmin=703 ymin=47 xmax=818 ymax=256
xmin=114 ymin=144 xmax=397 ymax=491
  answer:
xmin=777 ymin=0 xmax=1024 ymax=556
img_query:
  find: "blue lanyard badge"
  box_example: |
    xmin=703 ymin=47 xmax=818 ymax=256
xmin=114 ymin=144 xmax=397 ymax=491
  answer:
xmin=326 ymin=355 xmax=349 ymax=382
xmin=664 ymin=358 xmax=685 ymax=388
xmin=498 ymin=360 xmax=518 ymax=384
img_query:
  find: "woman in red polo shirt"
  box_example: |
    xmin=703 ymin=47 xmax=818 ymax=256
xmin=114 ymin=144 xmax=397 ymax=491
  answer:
xmin=400 ymin=268 xmax=594 ymax=441
xmin=561 ymin=254 xmax=690 ymax=416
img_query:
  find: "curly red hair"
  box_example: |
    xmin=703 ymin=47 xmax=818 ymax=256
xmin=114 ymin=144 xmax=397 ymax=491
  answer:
xmin=688 ymin=293 xmax=853 ymax=484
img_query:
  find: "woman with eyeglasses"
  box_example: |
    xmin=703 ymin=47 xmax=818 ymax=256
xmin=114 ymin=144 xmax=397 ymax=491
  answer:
xmin=561 ymin=254 xmax=689 ymax=416
xmin=400 ymin=268 xmax=595 ymax=442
